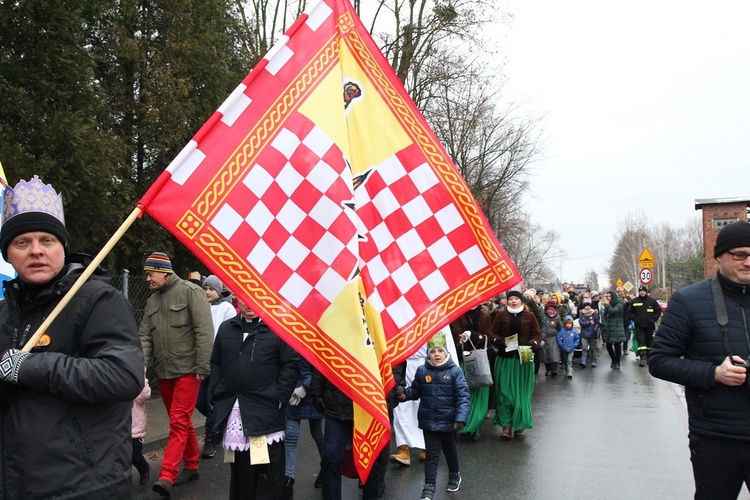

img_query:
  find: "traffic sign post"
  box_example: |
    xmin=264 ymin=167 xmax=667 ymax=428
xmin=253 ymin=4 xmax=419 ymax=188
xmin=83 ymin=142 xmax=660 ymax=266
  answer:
xmin=640 ymin=268 xmax=652 ymax=285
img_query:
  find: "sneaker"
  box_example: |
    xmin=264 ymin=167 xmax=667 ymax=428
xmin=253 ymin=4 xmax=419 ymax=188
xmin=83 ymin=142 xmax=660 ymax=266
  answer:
xmin=201 ymin=439 xmax=217 ymax=459
xmin=152 ymin=479 xmax=173 ymax=498
xmin=139 ymin=463 xmax=151 ymax=485
xmin=446 ymin=472 xmax=462 ymax=492
xmin=173 ymin=468 xmax=199 ymax=486
xmin=591 ymin=361 xmax=597 ymax=367
xmin=566 ymin=374 xmax=572 ymax=379
xmin=421 ymin=483 xmax=436 ymax=499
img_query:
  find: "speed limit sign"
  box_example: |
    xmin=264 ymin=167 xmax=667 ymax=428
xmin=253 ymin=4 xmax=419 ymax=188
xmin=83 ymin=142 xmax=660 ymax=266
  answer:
xmin=639 ymin=268 xmax=652 ymax=285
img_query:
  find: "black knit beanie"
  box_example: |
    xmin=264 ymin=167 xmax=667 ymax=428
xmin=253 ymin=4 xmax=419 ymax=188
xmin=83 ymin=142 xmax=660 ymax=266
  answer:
xmin=0 ymin=212 xmax=71 ymax=261
xmin=714 ymin=221 xmax=750 ymax=258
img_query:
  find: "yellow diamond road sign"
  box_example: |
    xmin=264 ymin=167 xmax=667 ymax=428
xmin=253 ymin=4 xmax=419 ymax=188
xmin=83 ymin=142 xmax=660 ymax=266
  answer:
xmin=638 ymin=247 xmax=655 ymax=268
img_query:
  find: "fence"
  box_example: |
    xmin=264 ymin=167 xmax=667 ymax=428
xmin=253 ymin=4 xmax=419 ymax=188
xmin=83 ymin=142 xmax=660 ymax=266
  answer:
xmin=111 ymin=271 xmax=164 ymax=396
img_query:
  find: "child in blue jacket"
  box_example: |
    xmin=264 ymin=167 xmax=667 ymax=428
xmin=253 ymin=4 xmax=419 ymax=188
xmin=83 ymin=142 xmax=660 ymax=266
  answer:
xmin=397 ymin=334 xmax=470 ymax=500
xmin=557 ymin=316 xmax=581 ymax=379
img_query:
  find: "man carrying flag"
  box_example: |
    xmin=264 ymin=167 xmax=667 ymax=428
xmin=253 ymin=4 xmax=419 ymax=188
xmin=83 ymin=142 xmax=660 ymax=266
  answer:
xmin=137 ymin=0 xmax=522 ymax=480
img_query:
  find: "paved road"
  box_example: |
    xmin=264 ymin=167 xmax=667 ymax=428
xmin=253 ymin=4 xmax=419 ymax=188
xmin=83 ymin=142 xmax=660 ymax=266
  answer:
xmin=134 ymin=354 xmax=719 ymax=499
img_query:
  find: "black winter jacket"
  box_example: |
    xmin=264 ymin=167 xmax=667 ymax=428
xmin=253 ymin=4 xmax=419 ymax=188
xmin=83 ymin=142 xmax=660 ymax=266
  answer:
xmin=0 ymin=255 xmax=144 ymax=499
xmin=649 ymin=273 xmax=750 ymax=440
xmin=209 ymin=315 xmax=299 ymax=436
xmin=629 ymin=295 xmax=662 ymax=330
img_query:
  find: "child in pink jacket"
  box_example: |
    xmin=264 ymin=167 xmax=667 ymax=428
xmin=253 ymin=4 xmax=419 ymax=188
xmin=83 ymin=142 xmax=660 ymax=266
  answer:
xmin=132 ymin=373 xmax=152 ymax=485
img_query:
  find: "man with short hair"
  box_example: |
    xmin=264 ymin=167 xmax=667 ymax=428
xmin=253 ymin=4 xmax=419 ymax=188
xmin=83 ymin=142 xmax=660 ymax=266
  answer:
xmin=210 ymin=297 xmax=299 ymax=499
xmin=629 ymin=285 xmax=662 ymax=366
xmin=650 ymin=221 xmax=750 ymax=499
xmin=139 ymin=252 xmax=213 ymax=497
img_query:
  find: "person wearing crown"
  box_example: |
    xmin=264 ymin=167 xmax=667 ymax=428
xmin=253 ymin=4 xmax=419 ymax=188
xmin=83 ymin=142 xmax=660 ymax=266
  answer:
xmin=0 ymin=176 xmax=145 ymax=498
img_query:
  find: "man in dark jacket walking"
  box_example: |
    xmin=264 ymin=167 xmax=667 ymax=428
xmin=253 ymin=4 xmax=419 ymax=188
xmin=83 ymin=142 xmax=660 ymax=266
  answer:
xmin=0 ymin=176 xmax=144 ymax=498
xmin=310 ymin=367 xmax=384 ymax=500
xmin=210 ymin=296 xmax=299 ymax=499
xmin=629 ymin=285 xmax=662 ymax=366
xmin=650 ymin=220 xmax=750 ymax=499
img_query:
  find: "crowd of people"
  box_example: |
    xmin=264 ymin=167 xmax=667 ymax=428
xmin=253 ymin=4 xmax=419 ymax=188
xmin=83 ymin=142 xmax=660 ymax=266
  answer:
xmin=2 ymin=175 xmax=748 ymax=499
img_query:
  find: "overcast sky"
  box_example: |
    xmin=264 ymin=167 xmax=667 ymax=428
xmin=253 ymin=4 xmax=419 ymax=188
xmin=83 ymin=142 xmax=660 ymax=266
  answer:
xmin=500 ymin=0 xmax=750 ymax=287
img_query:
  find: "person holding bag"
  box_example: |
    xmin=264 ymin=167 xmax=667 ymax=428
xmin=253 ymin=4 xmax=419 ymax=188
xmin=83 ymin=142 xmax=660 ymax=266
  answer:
xmin=450 ymin=304 xmax=493 ymax=442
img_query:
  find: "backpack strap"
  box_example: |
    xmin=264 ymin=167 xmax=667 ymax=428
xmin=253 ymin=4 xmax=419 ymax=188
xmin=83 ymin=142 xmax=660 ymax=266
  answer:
xmin=712 ymin=274 xmax=732 ymax=356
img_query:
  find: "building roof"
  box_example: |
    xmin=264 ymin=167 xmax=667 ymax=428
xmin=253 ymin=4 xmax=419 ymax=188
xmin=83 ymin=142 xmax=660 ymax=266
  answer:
xmin=695 ymin=197 xmax=750 ymax=210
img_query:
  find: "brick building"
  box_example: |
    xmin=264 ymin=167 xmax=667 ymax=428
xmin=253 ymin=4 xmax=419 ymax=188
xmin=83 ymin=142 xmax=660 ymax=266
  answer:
xmin=694 ymin=197 xmax=750 ymax=278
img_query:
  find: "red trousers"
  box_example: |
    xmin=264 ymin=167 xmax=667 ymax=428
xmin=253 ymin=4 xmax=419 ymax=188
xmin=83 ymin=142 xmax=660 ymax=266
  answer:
xmin=158 ymin=375 xmax=201 ymax=482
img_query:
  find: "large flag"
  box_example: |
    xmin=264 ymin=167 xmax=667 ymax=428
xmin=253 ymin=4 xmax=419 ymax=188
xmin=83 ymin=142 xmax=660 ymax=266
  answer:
xmin=139 ymin=0 xmax=521 ymax=479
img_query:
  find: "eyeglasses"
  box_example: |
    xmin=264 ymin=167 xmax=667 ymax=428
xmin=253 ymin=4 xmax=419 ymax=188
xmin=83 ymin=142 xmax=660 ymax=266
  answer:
xmin=727 ymin=250 xmax=750 ymax=261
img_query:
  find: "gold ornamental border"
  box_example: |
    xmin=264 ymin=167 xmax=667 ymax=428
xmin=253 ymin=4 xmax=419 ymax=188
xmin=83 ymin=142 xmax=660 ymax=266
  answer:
xmin=354 ymin=415 xmax=390 ymax=469
xmin=341 ymin=21 xmax=504 ymax=267
xmin=389 ymin=262 xmax=517 ymax=362
xmin=182 ymin=39 xmax=339 ymax=228
xmin=196 ymin=224 xmax=389 ymax=422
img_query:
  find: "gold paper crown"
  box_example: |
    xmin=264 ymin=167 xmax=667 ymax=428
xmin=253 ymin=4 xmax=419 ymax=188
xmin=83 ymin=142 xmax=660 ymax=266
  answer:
xmin=427 ymin=331 xmax=448 ymax=351
xmin=2 ymin=176 xmax=65 ymax=225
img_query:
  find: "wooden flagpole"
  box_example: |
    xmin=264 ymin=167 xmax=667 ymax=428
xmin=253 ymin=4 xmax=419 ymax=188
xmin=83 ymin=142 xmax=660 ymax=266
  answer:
xmin=21 ymin=206 xmax=143 ymax=352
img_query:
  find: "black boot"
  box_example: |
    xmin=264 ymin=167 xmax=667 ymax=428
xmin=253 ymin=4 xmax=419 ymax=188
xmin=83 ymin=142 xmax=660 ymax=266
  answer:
xmin=281 ymin=476 xmax=294 ymax=499
xmin=314 ymin=459 xmax=323 ymax=488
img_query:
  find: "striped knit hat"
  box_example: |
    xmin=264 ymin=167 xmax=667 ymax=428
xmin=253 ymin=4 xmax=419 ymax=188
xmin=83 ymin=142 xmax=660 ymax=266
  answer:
xmin=143 ymin=252 xmax=173 ymax=273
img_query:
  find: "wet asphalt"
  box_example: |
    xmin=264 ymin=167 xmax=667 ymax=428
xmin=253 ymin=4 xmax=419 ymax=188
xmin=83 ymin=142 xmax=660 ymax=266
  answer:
xmin=133 ymin=352 xmax=731 ymax=500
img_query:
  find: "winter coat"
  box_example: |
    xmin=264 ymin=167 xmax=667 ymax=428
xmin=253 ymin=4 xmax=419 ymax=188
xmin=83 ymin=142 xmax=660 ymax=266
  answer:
xmin=0 ymin=255 xmax=144 ymax=499
xmin=132 ymin=375 xmax=152 ymax=439
xmin=210 ymin=300 xmax=236 ymax=337
xmin=491 ymin=307 xmax=543 ymax=359
xmin=286 ymin=357 xmax=324 ymax=421
xmin=649 ymin=273 xmax=750 ymax=440
xmin=310 ymin=367 xmax=354 ymax=421
xmin=139 ymin=273 xmax=214 ymax=379
xmin=578 ymin=311 xmax=600 ymax=339
xmin=602 ymin=292 xmax=626 ymax=343
xmin=540 ymin=314 xmax=562 ymax=364
xmin=404 ymin=354 xmax=470 ymax=432
xmin=629 ymin=295 xmax=662 ymax=331
xmin=557 ymin=327 xmax=581 ymax=353
xmin=450 ymin=306 xmax=492 ymax=362
xmin=210 ymin=315 xmax=299 ymax=436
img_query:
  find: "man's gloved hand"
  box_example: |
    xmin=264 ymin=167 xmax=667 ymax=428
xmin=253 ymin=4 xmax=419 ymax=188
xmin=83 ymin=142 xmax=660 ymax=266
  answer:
xmin=289 ymin=386 xmax=308 ymax=406
xmin=454 ymin=422 xmax=465 ymax=431
xmin=312 ymin=396 xmax=326 ymax=414
xmin=0 ymin=349 xmax=30 ymax=384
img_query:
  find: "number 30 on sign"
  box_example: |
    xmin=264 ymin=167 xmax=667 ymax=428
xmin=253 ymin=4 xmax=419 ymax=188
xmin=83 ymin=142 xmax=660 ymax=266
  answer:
xmin=639 ymin=268 xmax=652 ymax=285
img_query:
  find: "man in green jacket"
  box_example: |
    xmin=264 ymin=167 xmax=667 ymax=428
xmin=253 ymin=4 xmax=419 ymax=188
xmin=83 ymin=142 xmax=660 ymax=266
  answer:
xmin=139 ymin=252 xmax=213 ymax=497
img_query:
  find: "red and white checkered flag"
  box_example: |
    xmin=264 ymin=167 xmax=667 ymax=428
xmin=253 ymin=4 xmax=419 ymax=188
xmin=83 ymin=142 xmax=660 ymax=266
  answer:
xmin=139 ymin=0 xmax=521 ymax=480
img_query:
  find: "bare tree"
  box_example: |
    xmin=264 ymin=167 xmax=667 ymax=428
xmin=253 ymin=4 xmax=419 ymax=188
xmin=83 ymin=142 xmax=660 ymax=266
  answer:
xmin=499 ymin=212 xmax=561 ymax=287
